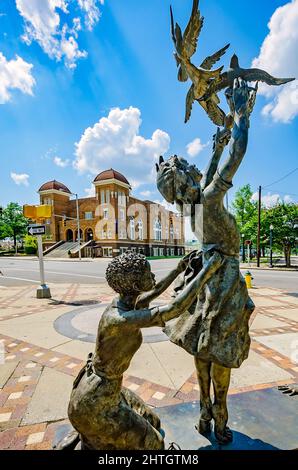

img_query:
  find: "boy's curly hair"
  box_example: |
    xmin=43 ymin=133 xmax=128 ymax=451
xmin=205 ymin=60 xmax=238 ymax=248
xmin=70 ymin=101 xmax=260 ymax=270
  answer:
xmin=106 ymin=251 xmax=149 ymax=295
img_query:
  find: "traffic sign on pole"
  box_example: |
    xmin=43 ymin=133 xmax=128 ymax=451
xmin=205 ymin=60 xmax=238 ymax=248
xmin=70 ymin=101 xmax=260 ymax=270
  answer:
xmin=26 ymin=224 xmax=51 ymax=299
xmin=27 ymin=225 xmax=46 ymax=236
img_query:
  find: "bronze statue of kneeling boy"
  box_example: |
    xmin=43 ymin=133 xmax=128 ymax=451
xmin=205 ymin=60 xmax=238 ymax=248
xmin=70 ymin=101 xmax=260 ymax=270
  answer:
xmin=56 ymin=250 xmax=222 ymax=450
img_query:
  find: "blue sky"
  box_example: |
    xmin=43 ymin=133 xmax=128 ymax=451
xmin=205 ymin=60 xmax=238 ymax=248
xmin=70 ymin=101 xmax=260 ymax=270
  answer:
xmin=0 ymin=0 xmax=297 ymax=213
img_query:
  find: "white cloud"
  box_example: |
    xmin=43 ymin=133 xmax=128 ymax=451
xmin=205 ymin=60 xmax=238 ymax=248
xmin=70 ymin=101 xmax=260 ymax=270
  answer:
xmin=284 ymin=194 xmax=294 ymax=204
xmin=153 ymin=199 xmax=176 ymax=212
xmin=186 ymin=138 xmax=209 ymax=158
xmin=251 ymin=191 xmax=293 ymax=208
xmin=78 ymin=0 xmax=103 ymax=30
xmin=252 ymin=0 xmax=298 ymax=123
xmin=15 ymin=0 xmax=102 ymax=68
xmin=0 ymin=52 xmax=35 ymax=104
xmin=84 ymin=184 xmax=95 ymax=197
xmin=10 ymin=172 xmax=30 ymax=186
xmin=74 ymin=106 xmax=170 ymax=187
xmin=53 ymin=156 xmax=70 ymax=167
xmin=140 ymin=190 xmax=153 ymax=198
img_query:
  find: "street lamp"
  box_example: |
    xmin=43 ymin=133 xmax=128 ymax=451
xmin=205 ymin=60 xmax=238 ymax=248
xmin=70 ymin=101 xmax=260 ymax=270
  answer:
xmin=269 ymin=224 xmax=274 ymax=268
xmin=241 ymin=234 xmax=245 ymax=263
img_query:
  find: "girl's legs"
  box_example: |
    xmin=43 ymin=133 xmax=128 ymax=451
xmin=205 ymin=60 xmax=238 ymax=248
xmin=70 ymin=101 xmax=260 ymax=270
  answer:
xmin=194 ymin=357 xmax=212 ymax=435
xmin=210 ymin=363 xmax=233 ymax=444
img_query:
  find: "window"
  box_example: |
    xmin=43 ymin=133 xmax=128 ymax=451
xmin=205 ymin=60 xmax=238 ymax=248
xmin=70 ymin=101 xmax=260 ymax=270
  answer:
xmin=103 ymin=247 xmax=113 ymax=257
xmin=170 ymin=224 xmax=174 ymax=241
xmin=108 ymin=229 xmax=112 ymax=239
xmin=118 ymin=191 xmax=126 ymax=206
xmin=119 ymin=228 xmax=126 ymax=239
xmin=85 ymin=212 xmax=93 ymax=220
xmin=101 ymin=190 xmax=105 ymax=204
xmin=120 ymin=247 xmax=127 ymax=255
xmin=43 ymin=198 xmax=52 ymax=205
xmin=103 ymin=209 xmax=108 ymax=219
xmin=130 ymin=218 xmax=135 ymax=241
xmin=106 ymin=190 xmax=110 ymax=204
xmin=153 ymin=248 xmax=159 ymax=257
xmin=171 ymin=248 xmax=175 ymax=256
xmin=159 ymin=248 xmax=164 ymax=256
xmin=154 ymin=218 xmax=162 ymax=241
xmin=138 ymin=220 xmax=143 ymax=240
xmin=120 ymin=209 xmax=125 ymax=221
xmin=101 ymin=230 xmax=107 ymax=239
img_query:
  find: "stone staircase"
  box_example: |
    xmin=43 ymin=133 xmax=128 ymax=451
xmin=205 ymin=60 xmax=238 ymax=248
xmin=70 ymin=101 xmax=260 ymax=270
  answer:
xmin=45 ymin=241 xmax=80 ymax=258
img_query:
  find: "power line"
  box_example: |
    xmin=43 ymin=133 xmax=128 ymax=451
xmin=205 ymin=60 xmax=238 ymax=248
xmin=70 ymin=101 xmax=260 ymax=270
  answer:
xmin=263 ymin=167 xmax=298 ymax=189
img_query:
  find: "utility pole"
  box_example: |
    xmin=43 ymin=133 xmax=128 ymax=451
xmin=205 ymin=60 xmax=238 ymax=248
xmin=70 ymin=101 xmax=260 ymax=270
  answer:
xmin=257 ymin=185 xmax=262 ymax=267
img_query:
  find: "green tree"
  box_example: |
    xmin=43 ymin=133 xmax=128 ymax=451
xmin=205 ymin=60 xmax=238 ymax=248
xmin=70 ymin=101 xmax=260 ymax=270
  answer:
xmin=232 ymin=186 xmax=298 ymax=265
xmin=0 ymin=206 xmax=10 ymax=240
xmin=232 ymin=185 xmax=258 ymax=259
xmin=1 ymin=203 xmax=29 ymax=252
xmin=262 ymin=203 xmax=298 ymax=267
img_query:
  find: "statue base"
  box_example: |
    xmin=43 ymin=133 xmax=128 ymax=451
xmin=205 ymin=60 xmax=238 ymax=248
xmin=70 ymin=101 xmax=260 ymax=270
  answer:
xmin=157 ymin=386 xmax=297 ymax=450
xmin=52 ymin=386 xmax=297 ymax=450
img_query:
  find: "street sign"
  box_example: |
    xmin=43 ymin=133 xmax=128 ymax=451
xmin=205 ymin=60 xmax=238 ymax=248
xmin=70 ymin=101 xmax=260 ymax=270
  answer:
xmin=23 ymin=204 xmax=52 ymax=220
xmin=245 ymin=240 xmax=252 ymax=245
xmin=27 ymin=225 xmax=46 ymax=236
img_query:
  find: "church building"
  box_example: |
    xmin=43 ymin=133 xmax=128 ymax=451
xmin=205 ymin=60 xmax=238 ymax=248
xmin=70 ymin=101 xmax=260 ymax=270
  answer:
xmin=37 ymin=169 xmax=185 ymax=258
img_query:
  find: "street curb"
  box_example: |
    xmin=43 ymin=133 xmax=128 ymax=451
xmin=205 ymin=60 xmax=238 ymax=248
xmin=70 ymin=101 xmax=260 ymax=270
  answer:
xmin=240 ymin=265 xmax=298 ymax=272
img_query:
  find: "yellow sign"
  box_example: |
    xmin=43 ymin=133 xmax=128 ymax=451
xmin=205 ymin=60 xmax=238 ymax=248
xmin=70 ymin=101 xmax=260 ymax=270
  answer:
xmin=36 ymin=205 xmax=52 ymax=218
xmin=23 ymin=205 xmax=52 ymax=220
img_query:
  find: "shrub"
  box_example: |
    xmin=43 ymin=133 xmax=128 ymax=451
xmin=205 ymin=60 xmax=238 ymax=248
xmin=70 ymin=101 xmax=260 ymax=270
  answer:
xmin=24 ymin=235 xmax=37 ymax=255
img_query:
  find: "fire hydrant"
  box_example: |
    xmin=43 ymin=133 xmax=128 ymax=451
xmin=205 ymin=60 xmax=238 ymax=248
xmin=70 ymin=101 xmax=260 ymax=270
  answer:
xmin=245 ymin=271 xmax=253 ymax=289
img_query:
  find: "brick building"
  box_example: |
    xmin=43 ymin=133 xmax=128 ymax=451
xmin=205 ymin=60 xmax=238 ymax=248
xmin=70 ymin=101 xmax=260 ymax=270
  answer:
xmin=38 ymin=169 xmax=185 ymax=258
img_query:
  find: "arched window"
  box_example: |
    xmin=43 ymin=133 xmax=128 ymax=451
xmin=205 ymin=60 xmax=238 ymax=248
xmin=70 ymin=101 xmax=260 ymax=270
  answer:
xmin=130 ymin=218 xmax=135 ymax=240
xmin=170 ymin=222 xmax=174 ymax=241
xmin=154 ymin=218 xmax=162 ymax=241
xmin=75 ymin=229 xmax=83 ymax=242
xmin=66 ymin=229 xmax=73 ymax=242
xmin=85 ymin=228 xmax=93 ymax=242
xmin=138 ymin=220 xmax=143 ymax=241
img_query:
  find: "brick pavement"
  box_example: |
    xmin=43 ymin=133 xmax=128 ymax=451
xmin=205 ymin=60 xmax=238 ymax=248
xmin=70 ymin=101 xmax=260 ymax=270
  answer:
xmin=0 ymin=284 xmax=297 ymax=449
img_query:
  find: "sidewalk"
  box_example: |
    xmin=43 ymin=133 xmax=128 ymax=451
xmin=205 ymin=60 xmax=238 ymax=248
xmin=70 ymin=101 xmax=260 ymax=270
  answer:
xmin=0 ymin=282 xmax=297 ymax=449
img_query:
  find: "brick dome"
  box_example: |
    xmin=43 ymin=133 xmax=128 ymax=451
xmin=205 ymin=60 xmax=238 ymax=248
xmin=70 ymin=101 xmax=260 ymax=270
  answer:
xmin=93 ymin=169 xmax=130 ymax=186
xmin=38 ymin=180 xmax=71 ymax=194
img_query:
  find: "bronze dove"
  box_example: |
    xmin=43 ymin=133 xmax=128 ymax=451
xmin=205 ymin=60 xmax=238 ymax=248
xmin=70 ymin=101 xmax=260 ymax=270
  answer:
xmin=200 ymin=54 xmax=295 ymax=102
xmin=170 ymin=0 xmax=230 ymax=126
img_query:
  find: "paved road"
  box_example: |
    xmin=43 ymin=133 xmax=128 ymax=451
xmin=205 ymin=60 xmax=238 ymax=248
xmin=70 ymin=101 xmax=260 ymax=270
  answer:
xmin=0 ymin=257 xmax=297 ymax=292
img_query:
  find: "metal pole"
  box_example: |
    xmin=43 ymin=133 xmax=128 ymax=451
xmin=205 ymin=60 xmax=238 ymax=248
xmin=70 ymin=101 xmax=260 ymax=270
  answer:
xmin=75 ymin=194 xmax=82 ymax=261
xmin=36 ymin=234 xmax=51 ymax=298
xmin=242 ymin=235 xmax=245 ymax=263
xmin=257 ymin=185 xmax=261 ymax=267
xmin=270 ymin=226 xmax=273 ymax=268
xmin=37 ymin=235 xmax=45 ymax=286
